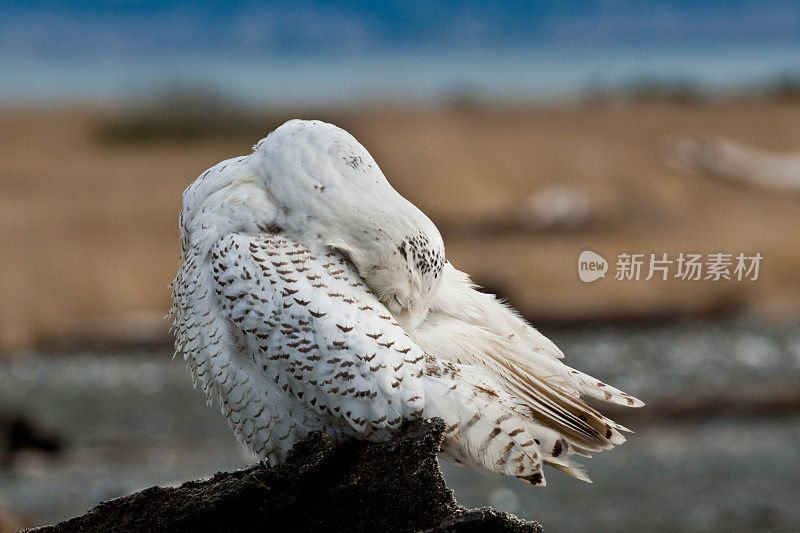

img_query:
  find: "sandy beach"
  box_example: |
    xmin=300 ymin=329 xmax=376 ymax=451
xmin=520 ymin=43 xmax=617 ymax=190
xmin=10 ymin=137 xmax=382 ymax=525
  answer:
xmin=2 ymin=100 xmax=799 ymax=351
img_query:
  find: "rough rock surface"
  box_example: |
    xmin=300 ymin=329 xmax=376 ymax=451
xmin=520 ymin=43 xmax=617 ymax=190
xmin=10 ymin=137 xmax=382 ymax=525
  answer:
xmin=28 ymin=419 xmax=541 ymax=532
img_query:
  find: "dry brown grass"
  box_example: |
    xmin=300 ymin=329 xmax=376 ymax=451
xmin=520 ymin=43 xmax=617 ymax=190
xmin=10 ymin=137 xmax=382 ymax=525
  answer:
xmin=2 ymin=101 xmax=799 ymax=351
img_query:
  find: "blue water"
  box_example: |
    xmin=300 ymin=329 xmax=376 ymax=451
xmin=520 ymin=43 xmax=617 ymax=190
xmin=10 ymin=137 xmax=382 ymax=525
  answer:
xmin=2 ymin=1 xmax=800 ymax=105
xmin=3 ymin=44 xmax=800 ymax=106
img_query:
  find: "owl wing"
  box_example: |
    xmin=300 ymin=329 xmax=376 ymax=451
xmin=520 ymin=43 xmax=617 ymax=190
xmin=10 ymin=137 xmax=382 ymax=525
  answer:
xmin=209 ymin=231 xmax=430 ymax=440
xmin=413 ymin=263 xmax=643 ymax=454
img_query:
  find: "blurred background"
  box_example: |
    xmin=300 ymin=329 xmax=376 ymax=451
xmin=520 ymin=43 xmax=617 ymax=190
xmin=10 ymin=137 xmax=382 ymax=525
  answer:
xmin=1 ymin=1 xmax=800 ymax=531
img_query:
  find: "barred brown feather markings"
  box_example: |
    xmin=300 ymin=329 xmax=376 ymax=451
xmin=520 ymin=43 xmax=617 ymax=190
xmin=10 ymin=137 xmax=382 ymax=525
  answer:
xmin=552 ymin=439 xmax=565 ymax=457
xmin=479 ymin=427 xmax=503 ymax=450
xmin=466 ymin=413 xmax=482 ymax=428
xmin=227 ymin=410 xmax=242 ymax=429
xmin=251 ymin=403 xmax=266 ymax=419
xmin=444 ymin=423 xmax=462 ymax=438
xmin=510 ymin=453 xmax=526 ymax=464
xmin=495 ymin=413 xmax=514 ymax=424
xmin=409 ymin=408 xmax=423 ymax=418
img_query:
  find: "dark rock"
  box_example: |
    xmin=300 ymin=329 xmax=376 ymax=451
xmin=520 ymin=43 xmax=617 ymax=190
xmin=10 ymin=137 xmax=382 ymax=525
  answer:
xmin=7 ymin=417 xmax=62 ymax=455
xmin=0 ymin=414 xmax=62 ymax=467
xmin=26 ymin=419 xmax=541 ymax=532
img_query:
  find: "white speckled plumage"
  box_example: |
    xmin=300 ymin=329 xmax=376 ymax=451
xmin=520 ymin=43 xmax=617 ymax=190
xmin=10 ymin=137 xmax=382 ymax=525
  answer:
xmin=170 ymin=119 xmax=643 ymax=485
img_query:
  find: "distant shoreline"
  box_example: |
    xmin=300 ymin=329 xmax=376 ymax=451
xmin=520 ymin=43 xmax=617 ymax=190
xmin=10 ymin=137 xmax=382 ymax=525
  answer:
xmin=3 ymin=42 xmax=800 ymax=107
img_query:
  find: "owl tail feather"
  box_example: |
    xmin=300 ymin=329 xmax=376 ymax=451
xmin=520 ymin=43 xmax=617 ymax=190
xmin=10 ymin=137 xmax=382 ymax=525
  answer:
xmin=422 ymin=363 xmax=592 ymax=485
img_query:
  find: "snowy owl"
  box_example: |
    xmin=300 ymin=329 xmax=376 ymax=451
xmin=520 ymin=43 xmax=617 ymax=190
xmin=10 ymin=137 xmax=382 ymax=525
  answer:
xmin=170 ymin=119 xmax=643 ymax=485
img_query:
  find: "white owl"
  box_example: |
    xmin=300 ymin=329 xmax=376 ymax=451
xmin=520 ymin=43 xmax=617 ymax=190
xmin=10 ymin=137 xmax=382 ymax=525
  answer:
xmin=170 ymin=119 xmax=643 ymax=486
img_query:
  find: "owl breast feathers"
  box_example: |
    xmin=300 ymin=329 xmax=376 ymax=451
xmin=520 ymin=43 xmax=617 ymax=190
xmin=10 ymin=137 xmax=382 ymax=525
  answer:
xmin=170 ymin=119 xmax=642 ymax=486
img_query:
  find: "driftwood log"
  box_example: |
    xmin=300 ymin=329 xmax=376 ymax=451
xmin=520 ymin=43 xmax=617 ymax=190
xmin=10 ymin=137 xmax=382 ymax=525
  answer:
xmin=665 ymin=136 xmax=800 ymax=192
xmin=28 ymin=419 xmax=541 ymax=532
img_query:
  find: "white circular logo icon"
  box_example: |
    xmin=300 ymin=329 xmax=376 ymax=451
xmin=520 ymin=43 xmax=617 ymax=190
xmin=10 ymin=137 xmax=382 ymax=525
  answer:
xmin=578 ymin=251 xmax=608 ymax=282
